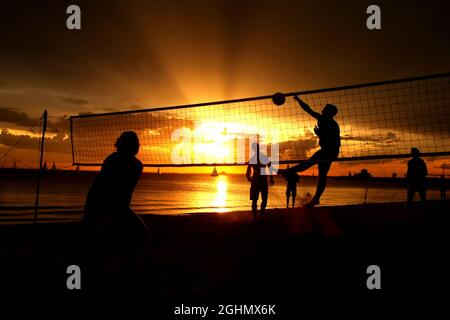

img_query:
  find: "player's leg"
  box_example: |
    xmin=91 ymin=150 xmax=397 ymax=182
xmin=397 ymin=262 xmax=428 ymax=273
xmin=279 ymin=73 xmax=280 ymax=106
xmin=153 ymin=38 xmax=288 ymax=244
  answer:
xmin=260 ymin=183 xmax=269 ymax=218
xmin=250 ymin=184 xmax=258 ymax=219
xmin=252 ymin=199 xmax=258 ymax=222
xmin=418 ymin=185 xmax=427 ymax=203
xmin=308 ymin=158 xmax=332 ymax=206
xmin=252 ymin=199 xmax=258 ymax=216
xmin=288 ymin=150 xmax=321 ymax=173
xmin=286 ymin=187 xmax=290 ymax=208
xmin=292 ymin=186 xmax=297 ymax=208
xmin=406 ymin=185 xmax=415 ymax=207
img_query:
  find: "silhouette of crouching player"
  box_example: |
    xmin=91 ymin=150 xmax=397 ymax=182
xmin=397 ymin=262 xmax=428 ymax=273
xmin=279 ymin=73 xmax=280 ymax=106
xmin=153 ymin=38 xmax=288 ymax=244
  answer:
xmin=83 ymin=131 xmax=151 ymax=297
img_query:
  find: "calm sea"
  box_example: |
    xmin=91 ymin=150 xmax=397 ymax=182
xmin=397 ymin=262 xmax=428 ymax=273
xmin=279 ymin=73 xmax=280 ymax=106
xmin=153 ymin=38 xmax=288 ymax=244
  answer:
xmin=0 ymin=171 xmax=444 ymax=224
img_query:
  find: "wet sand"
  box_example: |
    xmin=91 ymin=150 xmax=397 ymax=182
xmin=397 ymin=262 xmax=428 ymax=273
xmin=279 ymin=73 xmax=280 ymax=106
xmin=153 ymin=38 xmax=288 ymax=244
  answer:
xmin=1 ymin=201 xmax=449 ymax=313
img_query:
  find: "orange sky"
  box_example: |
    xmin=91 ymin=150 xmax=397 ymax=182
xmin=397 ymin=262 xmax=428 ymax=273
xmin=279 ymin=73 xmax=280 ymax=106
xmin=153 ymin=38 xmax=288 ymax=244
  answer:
xmin=1 ymin=1 xmax=450 ymax=176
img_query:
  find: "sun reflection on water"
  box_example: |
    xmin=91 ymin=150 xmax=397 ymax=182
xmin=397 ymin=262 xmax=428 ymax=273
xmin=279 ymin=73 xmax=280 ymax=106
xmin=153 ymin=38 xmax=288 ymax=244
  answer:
xmin=212 ymin=175 xmax=228 ymax=212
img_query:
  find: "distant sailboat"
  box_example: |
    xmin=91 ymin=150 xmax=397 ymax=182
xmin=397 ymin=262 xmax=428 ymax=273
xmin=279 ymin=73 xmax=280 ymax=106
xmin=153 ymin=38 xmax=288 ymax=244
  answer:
xmin=157 ymin=167 xmax=161 ymax=175
xmin=211 ymin=166 xmax=219 ymax=176
xmin=51 ymin=162 xmax=57 ymax=171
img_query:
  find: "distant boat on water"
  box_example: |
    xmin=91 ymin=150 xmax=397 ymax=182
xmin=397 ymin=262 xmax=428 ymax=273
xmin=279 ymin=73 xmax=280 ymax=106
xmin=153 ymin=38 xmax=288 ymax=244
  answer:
xmin=157 ymin=167 xmax=161 ymax=175
xmin=211 ymin=166 xmax=219 ymax=176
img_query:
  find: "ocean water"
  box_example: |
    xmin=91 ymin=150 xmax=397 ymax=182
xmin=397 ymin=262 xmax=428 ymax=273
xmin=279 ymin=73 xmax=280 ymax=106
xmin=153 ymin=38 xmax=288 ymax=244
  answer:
xmin=0 ymin=171 xmax=444 ymax=223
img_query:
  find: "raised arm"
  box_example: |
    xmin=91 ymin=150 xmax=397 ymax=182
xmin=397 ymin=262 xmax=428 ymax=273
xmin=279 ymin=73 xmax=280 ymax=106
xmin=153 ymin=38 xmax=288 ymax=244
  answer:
xmin=293 ymin=95 xmax=321 ymax=119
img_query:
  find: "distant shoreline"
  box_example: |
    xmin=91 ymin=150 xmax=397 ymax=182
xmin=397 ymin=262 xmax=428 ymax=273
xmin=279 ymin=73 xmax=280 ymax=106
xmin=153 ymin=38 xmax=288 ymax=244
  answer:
xmin=1 ymin=167 xmax=448 ymax=185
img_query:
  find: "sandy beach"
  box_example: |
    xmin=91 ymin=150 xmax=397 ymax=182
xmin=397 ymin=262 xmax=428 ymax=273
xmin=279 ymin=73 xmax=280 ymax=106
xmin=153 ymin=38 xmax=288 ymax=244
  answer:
xmin=1 ymin=200 xmax=449 ymax=314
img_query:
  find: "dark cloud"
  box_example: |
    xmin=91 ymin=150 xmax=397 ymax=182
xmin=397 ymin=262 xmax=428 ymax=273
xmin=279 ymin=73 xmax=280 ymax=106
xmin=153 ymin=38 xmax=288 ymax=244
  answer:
xmin=0 ymin=128 xmax=70 ymax=154
xmin=341 ymin=131 xmax=400 ymax=144
xmin=59 ymin=96 xmax=89 ymax=106
xmin=0 ymin=105 xmax=69 ymax=134
xmin=338 ymin=158 xmax=394 ymax=166
xmin=278 ymin=137 xmax=318 ymax=161
xmin=0 ymin=106 xmax=38 ymax=128
xmin=70 ymin=111 xmax=197 ymax=164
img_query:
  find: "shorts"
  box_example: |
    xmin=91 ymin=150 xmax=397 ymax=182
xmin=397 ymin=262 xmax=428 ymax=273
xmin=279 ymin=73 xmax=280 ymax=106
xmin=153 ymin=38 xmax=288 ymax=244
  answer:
xmin=250 ymin=180 xmax=268 ymax=201
xmin=311 ymin=148 xmax=339 ymax=174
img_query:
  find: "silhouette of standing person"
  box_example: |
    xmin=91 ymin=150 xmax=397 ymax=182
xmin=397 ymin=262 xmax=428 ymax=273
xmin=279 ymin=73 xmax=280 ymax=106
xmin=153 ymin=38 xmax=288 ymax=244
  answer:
xmin=279 ymin=95 xmax=340 ymax=207
xmin=83 ymin=131 xmax=150 ymax=296
xmin=284 ymin=166 xmax=300 ymax=208
xmin=406 ymin=147 xmax=428 ymax=207
xmin=246 ymin=143 xmax=274 ymax=222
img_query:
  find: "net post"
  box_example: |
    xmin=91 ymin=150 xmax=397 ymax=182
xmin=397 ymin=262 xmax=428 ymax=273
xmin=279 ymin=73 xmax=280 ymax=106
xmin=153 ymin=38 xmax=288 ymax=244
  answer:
xmin=70 ymin=116 xmax=75 ymax=166
xmin=33 ymin=110 xmax=48 ymax=226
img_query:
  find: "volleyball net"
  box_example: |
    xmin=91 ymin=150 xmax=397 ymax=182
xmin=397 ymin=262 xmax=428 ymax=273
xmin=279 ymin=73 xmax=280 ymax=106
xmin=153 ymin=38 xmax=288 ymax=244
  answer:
xmin=70 ymin=72 xmax=450 ymax=167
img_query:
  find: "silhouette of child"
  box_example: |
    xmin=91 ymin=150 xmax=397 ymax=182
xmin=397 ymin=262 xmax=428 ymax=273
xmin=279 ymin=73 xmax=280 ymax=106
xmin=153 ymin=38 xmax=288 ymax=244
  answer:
xmin=279 ymin=95 xmax=340 ymax=207
xmin=284 ymin=166 xmax=300 ymax=208
xmin=406 ymin=147 xmax=428 ymax=207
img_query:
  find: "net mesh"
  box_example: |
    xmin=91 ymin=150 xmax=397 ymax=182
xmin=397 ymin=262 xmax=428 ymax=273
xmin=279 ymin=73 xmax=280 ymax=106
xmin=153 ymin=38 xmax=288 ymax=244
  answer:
xmin=71 ymin=73 xmax=450 ymax=166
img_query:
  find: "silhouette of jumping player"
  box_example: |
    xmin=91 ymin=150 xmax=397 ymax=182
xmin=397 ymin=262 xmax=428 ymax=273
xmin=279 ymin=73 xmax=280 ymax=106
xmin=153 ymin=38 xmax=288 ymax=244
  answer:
xmin=279 ymin=95 xmax=340 ymax=207
xmin=83 ymin=131 xmax=150 ymax=296
xmin=284 ymin=166 xmax=300 ymax=208
xmin=246 ymin=142 xmax=274 ymax=222
xmin=406 ymin=147 xmax=428 ymax=207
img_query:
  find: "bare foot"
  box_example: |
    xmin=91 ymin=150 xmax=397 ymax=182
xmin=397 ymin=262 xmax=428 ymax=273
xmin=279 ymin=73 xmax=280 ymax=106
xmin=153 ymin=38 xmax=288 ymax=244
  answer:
xmin=305 ymin=198 xmax=320 ymax=208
